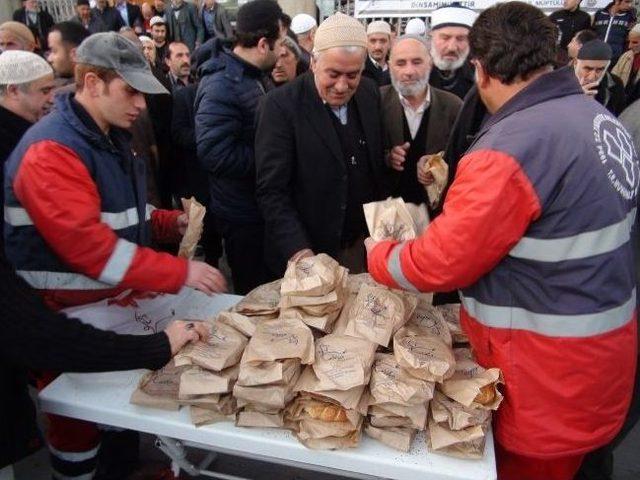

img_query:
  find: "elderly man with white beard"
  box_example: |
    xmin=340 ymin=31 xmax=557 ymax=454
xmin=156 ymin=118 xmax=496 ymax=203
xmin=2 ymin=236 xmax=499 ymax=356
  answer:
xmin=428 ymin=2 xmax=478 ymax=99
xmin=383 ymin=35 xmax=462 ymax=206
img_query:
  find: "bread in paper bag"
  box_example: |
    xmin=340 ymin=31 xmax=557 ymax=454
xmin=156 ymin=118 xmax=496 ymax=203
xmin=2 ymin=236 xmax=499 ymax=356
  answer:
xmin=369 ymin=353 xmax=435 ymax=406
xmin=431 ymin=391 xmax=491 ymax=431
xmin=406 ymin=299 xmax=452 ymax=347
xmin=281 ymin=253 xmax=345 ymax=297
xmin=234 ymin=280 xmax=282 ymax=316
xmin=242 ymin=317 xmax=315 ymax=364
xmin=436 ymin=303 xmax=469 ymax=344
xmin=364 ymin=197 xmax=421 ymax=241
xmin=422 ymin=152 xmax=449 ymax=209
xmin=177 ymin=197 xmax=206 ymax=259
xmin=393 ymin=327 xmax=456 ymax=383
xmin=427 ymin=420 xmax=487 ymax=459
xmin=312 ymin=334 xmax=377 ymax=391
xmin=365 ymin=424 xmax=416 ymax=452
xmin=439 ymin=351 xmax=503 ymax=409
xmin=237 ymin=358 xmax=301 ymax=387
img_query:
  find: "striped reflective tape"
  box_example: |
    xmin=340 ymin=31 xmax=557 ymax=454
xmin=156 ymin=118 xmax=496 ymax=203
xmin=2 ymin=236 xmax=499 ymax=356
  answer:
xmin=5 ymin=205 xmax=155 ymax=230
xmin=18 ymin=270 xmax=115 ymax=290
xmin=509 ymin=208 xmax=636 ymax=262
xmin=98 ymin=238 xmax=138 ymax=285
xmin=387 ymin=242 xmax=420 ymax=293
xmin=460 ymin=289 xmax=636 ymax=338
xmin=51 ymin=470 xmax=96 ymax=480
xmin=4 ymin=206 xmax=32 ymax=226
xmin=146 ymin=203 xmax=156 ymax=220
xmin=49 ymin=444 xmax=100 ymax=463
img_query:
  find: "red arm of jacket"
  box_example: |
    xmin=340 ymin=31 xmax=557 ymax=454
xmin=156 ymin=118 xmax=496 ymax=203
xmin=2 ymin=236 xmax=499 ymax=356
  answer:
xmin=14 ymin=141 xmax=188 ymax=292
xmin=368 ymin=150 xmax=542 ymax=292
xmin=150 ymin=208 xmax=183 ymax=244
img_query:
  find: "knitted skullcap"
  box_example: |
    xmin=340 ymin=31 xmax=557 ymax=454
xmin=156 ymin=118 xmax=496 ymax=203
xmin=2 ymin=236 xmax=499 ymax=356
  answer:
xmin=139 ymin=35 xmax=153 ymax=44
xmin=313 ymin=13 xmax=367 ymax=53
xmin=631 ymin=24 xmax=640 ymax=35
xmin=0 ymin=21 xmax=36 ymax=48
xmin=367 ymin=20 xmax=391 ymax=37
xmin=577 ymin=39 xmax=612 ymax=61
xmin=0 ymin=50 xmax=52 ymax=85
xmin=405 ymin=18 xmax=427 ymax=36
xmin=291 ymin=14 xmax=317 ymax=35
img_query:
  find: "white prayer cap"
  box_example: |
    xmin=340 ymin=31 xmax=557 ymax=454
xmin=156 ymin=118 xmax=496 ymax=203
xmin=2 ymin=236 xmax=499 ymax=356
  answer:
xmin=0 ymin=50 xmax=52 ymax=85
xmin=150 ymin=16 xmax=166 ymax=27
xmin=291 ymin=13 xmax=317 ymax=35
xmin=313 ymin=13 xmax=367 ymax=53
xmin=631 ymin=24 xmax=640 ymax=35
xmin=431 ymin=3 xmax=478 ymax=30
xmin=139 ymin=35 xmax=153 ymax=44
xmin=367 ymin=20 xmax=391 ymax=37
xmin=405 ymin=18 xmax=427 ymax=36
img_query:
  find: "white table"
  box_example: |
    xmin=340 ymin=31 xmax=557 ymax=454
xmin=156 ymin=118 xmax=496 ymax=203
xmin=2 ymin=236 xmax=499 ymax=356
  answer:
xmin=40 ymin=293 xmax=497 ymax=480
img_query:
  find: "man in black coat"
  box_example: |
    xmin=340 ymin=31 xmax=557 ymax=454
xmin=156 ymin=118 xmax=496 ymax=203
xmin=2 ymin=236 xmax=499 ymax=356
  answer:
xmin=114 ymin=0 xmax=144 ymax=34
xmin=549 ymin=0 xmax=592 ymax=55
xmin=92 ymin=0 xmax=125 ymax=32
xmin=256 ymin=13 xmax=389 ymax=276
xmin=362 ymin=20 xmax=391 ymax=86
xmin=12 ymin=0 xmax=54 ymax=53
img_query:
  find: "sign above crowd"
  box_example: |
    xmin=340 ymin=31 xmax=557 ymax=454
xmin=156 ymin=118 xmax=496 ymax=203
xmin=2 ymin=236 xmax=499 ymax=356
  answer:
xmin=354 ymin=0 xmax=610 ymax=17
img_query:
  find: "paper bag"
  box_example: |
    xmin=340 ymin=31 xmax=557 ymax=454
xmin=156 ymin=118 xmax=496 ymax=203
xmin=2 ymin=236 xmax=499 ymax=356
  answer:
xmin=294 ymin=366 xmax=367 ymax=411
xmin=430 ymin=391 xmax=491 ymax=431
xmin=436 ymin=303 xmax=469 ymax=344
xmin=365 ymin=424 xmax=416 ymax=452
xmin=422 ymin=152 xmax=449 ymax=209
xmin=217 ymin=310 xmax=264 ymax=337
xmin=406 ymin=299 xmax=452 ymax=347
xmin=236 ymin=410 xmax=284 ymax=428
xmin=237 ymin=358 xmax=301 ymax=387
xmin=393 ymin=328 xmax=456 ymax=383
xmin=234 ymin=280 xmax=282 ymax=316
xmin=174 ymin=321 xmax=248 ymax=372
xmin=369 ymin=353 xmax=435 ymax=406
xmin=427 ymin=421 xmax=487 ymax=459
xmin=281 ymin=253 xmax=345 ymax=297
xmin=364 ymin=197 xmax=419 ymax=241
xmin=178 ymin=197 xmax=206 ymax=259
xmin=369 ymin=402 xmax=428 ymax=430
xmin=138 ymin=360 xmax=190 ymax=399
xmin=242 ymin=317 xmax=315 ymax=364
xmin=439 ymin=357 xmax=503 ymax=409
xmin=190 ymin=406 xmax=234 ymax=426
xmin=312 ymin=334 xmax=377 ymax=391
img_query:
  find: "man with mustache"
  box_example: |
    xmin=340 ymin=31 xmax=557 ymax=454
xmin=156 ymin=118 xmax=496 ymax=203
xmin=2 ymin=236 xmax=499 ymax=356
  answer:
xmin=166 ymin=40 xmax=192 ymax=90
xmin=428 ymin=2 xmax=478 ymax=100
xmin=363 ymin=20 xmax=391 ymax=86
xmin=256 ymin=13 xmax=389 ymax=276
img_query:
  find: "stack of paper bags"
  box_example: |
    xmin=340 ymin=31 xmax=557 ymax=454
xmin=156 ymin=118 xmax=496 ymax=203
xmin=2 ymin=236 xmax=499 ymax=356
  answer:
xmin=287 ymin=334 xmax=376 ymax=449
xmin=234 ymin=317 xmax=314 ymax=427
xmin=279 ymin=254 xmax=349 ymax=333
xmin=427 ymin=348 xmax=503 ymax=458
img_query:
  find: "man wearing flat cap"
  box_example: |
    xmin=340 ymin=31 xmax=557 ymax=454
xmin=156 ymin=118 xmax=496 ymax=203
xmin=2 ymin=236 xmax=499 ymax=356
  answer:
xmin=575 ymin=39 xmax=626 ymax=115
xmin=256 ymin=12 xmax=389 ymax=275
xmin=4 ymin=31 xmax=227 ymax=480
xmin=428 ymin=2 xmax=478 ymax=99
xmin=363 ymin=20 xmax=391 ymax=86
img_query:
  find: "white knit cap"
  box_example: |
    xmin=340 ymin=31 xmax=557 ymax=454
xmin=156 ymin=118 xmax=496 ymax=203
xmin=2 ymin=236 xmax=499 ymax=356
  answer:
xmin=139 ymin=35 xmax=153 ymax=44
xmin=631 ymin=24 xmax=640 ymax=35
xmin=291 ymin=13 xmax=317 ymax=35
xmin=150 ymin=16 xmax=165 ymax=27
xmin=313 ymin=13 xmax=367 ymax=53
xmin=431 ymin=4 xmax=478 ymax=30
xmin=0 ymin=50 xmax=52 ymax=85
xmin=367 ymin=20 xmax=391 ymax=37
xmin=405 ymin=18 xmax=427 ymax=36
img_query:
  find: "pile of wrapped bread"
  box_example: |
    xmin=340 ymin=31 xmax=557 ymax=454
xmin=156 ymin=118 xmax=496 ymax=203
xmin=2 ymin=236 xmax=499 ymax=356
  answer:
xmin=131 ymin=253 xmax=503 ymax=458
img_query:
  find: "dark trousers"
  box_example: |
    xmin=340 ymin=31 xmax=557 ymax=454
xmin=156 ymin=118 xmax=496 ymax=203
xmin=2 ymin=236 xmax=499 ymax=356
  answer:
xmin=217 ymin=220 xmax=271 ymax=295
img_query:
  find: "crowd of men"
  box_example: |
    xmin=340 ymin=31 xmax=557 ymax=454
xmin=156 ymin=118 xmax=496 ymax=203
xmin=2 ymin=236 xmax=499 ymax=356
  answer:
xmin=1 ymin=0 xmax=640 ymax=480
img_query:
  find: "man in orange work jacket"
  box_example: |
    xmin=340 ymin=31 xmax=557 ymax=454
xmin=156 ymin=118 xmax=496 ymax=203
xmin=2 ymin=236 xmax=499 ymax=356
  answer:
xmin=366 ymin=3 xmax=638 ymax=479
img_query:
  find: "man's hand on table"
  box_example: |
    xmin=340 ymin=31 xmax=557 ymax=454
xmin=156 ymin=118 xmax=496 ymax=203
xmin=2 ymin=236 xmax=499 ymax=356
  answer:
xmin=164 ymin=320 xmax=210 ymax=355
xmin=185 ymin=261 xmax=228 ymax=295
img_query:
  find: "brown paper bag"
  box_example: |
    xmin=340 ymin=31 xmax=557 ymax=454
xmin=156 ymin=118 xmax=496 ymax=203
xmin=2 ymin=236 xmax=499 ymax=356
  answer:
xmin=279 ymin=306 xmax=342 ymax=334
xmin=130 ymin=388 xmax=181 ymax=411
xmin=404 ymin=202 xmax=430 ymax=235
xmin=369 ymin=353 xmax=435 ymax=406
xmin=365 ymin=424 xmax=416 ymax=452
xmin=364 ymin=197 xmax=419 ymax=241
xmin=346 ymin=273 xmax=378 ymax=294
xmin=236 ymin=410 xmax=284 ymax=428
xmin=312 ymin=334 xmax=377 ymax=391
xmin=296 ymin=429 xmax=361 ymax=450
xmin=430 ymin=391 xmax=491 ymax=431
xmin=369 ymin=402 xmax=428 ymax=430
xmin=345 ymin=285 xmax=406 ymax=347
xmin=233 ymin=366 xmax=300 ymax=409
xmin=422 ymin=152 xmax=449 ymax=209
xmin=237 ymin=358 xmax=301 ymax=387
xmin=234 ymin=280 xmax=282 ymax=316
xmin=175 ymin=321 xmax=248 ymax=372
xmin=242 ymin=317 xmax=315 ymax=364
xmin=436 ymin=303 xmax=469 ymax=344
xmin=179 ymin=366 xmax=235 ymax=397
xmin=369 ymin=415 xmax=414 ymax=428
xmin=393 ymin=328 xmax=456 ymax=383
xmin=439 ymin=359 xmax=503 ymax=409
xmin=138 ymin=361 xmax=191 ymax=399
xmin=190 ymin=406 xmax=234 ymax=426
xmin=281 ymin=253 xmax=345 ymax=297
xmin=406 ymin=299 xmax=452 ymax=347
xmin=216 ymin=310 xmax=263 ymax=337
xmin=427 ymin=421 xmax=487 ymax=459
xmin=178 ymin=197 xmax=206 ymax=259
xmin=294 ymin=366 xmax=366 ymax=411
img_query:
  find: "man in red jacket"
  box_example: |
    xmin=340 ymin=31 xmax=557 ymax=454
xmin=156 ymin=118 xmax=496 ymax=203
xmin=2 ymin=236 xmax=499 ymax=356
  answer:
xmin=367 ymin=3 xmax=638 ymax=479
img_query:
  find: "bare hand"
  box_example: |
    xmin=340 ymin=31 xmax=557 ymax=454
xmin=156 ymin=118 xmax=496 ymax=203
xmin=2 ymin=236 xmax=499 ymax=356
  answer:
xmin=164 ymin=320 xmax=210 ymax=356
xmin=417 ymin=156 xmax=435 ymax=186
xmin=581 ymin=81 xmax=599 ymax=96
xmin=388 ymin=142 xmax=410 ymax=171
xmin=177 ymin=213 xmax=189 ymax=236
xmin=185 ymin=261 xmax=227 ymax=295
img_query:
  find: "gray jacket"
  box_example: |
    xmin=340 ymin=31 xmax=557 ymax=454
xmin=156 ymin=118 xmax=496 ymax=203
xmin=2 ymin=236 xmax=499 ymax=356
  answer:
xmin=165 ymin=2 xmax=203 ymax=52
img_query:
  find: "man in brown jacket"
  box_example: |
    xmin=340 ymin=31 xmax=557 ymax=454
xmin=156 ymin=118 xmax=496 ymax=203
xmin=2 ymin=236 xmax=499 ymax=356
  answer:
xmin=382 ymin=35 xmax=462 ymax=207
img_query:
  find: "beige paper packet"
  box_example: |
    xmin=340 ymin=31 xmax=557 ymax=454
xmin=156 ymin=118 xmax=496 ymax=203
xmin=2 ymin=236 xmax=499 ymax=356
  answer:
xmin=404 ymin=202 xmax=430 ymax=234
xmin=297 ymin=416 xmax=362 ymax=441
xmin=233 ymin=366 xmax=300 ymax=409
xmin=439 ymin=358 xmax=503 ymax=410
xmin=190 ymin=406 xmax=234 ymax=426
xmin=236 ymin=410 xmax=285 ymax=428
xmin=294 ymin=367 xmax=366 ymax=411
xmin=430 ymin=391 xmax=491 ymax=431
xmin=369 ymin=353 xmax=435 ymax=406
xmin=345 ymin=285 xmax=405 ymax=347
xmin=369 ymin=415 xmax=413 ymax=428
xmin=281 ymin=253 xmax=344 ymax=297
xmin=179 ymin=366 xmax=236 ymax=397
xmin=130 ymin=388 xmax=181 ymax=411
xmin=177 ymin=197 xmax=206 ymax=259
xmin=346 ymin=273 xmax=378 ymax=294
xmin=365 ymin=424 xmax=416 ymax=452
xmin=138 ymin=360 xmax=191 ymax=399
xmin=279 ymin=307 xmax=341 ymax=334
xmin=406 ymin=299 xmax=452 ymax=347
xmin=237 ymin=358 xmax=301 ymax=387
xmin=363 ymin=197 xmax=419 ymax=241
xmin=393 ymin=328 xmax=456 ymax=383
xmin=312 ymin=334 xmax=377 ymax=391
xmin=436 ymin=303 xmax=469 ymax=344
xmin=426 ymin=421 xmax=487 ymax=459
xmin=242 ymin=317 xmax=315 ymax=364
xmin=216 ymin=310 xmax=263 ymax=338
xmin=369 ymin=402 xmax=428 ymax=430
xmin=296 ymin=429 xmax=361 ymax=450
xmin=175 ymin=321 xmax=248 ymax=372
xmin=234 ymin=280 xmax=282 ymax=316
xmin=422 ymin=152 xmax=449 ymax=209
